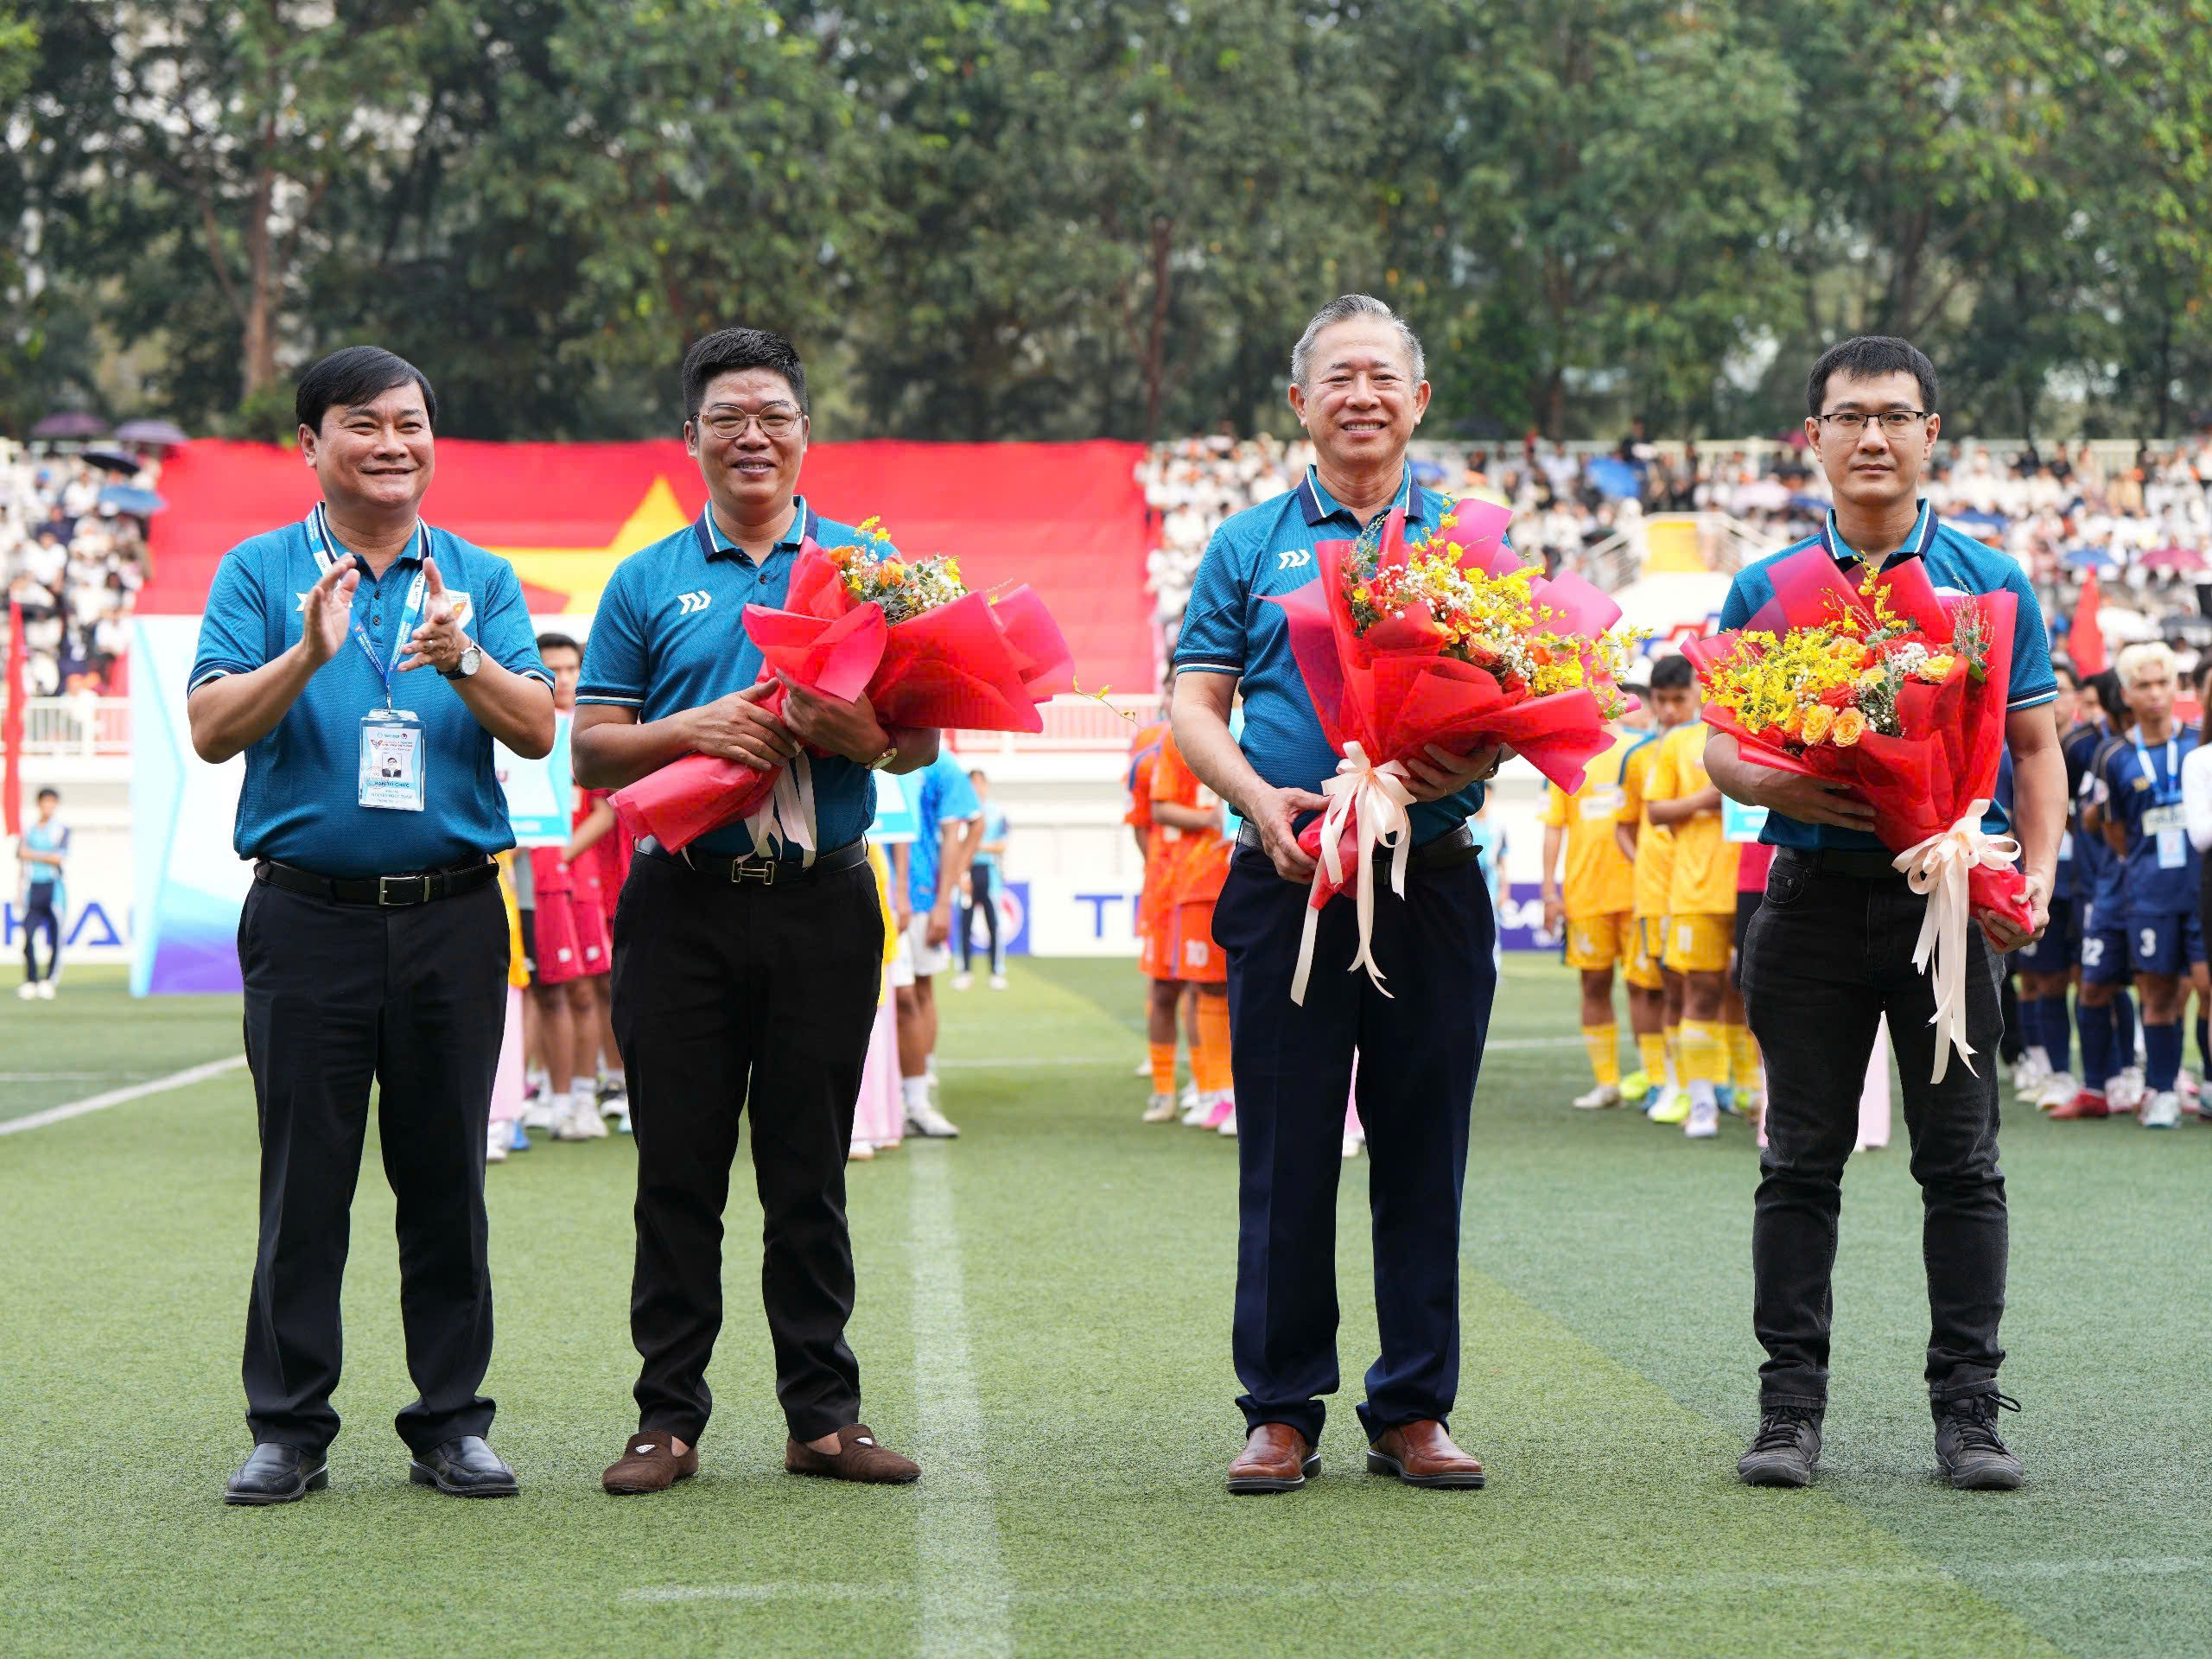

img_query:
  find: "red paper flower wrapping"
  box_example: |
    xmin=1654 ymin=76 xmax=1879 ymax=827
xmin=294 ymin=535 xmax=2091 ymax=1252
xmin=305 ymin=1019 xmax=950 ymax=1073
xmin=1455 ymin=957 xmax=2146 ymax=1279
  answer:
xmin=1681 ymin=547 xmax=2031 ymax=933
xmin=610 ymin=540 xmax=1077 ymax=852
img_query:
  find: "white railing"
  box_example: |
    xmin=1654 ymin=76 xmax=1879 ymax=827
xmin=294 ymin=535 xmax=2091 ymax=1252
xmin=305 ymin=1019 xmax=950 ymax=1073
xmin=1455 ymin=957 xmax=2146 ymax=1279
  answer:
xmin=2 ymin=696 xmax=134 ymax=756
xmin=2 ymin=693 xmax=1173 ymax=760
xmin=957 ymin=693 xmax=1161 ymax=753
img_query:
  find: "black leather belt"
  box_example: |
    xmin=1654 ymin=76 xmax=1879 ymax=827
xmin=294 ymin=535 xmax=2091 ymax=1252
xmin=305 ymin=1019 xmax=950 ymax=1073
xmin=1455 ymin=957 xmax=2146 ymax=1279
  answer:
xmin=641 ymin=837 xmax=869 ymax=887
xmin=1776 ymin=846 xmax=1904 ymax=882
xmin=255 ymin=856 xmax=499 ymax=907
xmin=1236 ymin=819 xmax=1481 ymax=870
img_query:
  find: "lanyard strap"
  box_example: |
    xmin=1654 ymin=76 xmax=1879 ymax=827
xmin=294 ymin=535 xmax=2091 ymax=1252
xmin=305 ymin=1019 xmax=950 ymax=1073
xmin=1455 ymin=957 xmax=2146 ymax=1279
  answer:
xmin=2133 ymin=730 xmax=2183 ymax=806
xmin=308 ymin=505 xmax=429 ymax=706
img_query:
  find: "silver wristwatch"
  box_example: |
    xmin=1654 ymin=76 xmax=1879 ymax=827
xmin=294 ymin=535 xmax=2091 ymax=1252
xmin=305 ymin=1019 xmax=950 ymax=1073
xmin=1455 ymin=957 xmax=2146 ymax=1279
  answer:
xmin=441 ymin=644 xmax=482 ymax=681
xmin=868 ymin=742 xmax=899 ymax=770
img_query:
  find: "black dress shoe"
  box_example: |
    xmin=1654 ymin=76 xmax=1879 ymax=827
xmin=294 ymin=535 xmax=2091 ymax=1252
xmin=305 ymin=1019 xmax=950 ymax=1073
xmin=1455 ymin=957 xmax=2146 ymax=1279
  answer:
xmin=409 ymin=1435 xmax=518 ymax=1497
xmin=224 ymin=1443 xmax=328 ymax=1506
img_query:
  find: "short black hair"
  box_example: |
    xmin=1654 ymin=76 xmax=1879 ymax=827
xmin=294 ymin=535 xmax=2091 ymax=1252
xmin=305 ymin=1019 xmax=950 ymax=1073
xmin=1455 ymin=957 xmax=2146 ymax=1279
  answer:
xmin=682 ymin=327 xmax=808 ymax=423
xmin=535 ymin=632 xmax=581 ymax=658
xmin=2051 ymin=658 xmax=2078 ymax=690
xmin=1649 ymin=654 xmax=1695 ymax=692
xmin=2088 ymin=668 xmax=2128 ymax=724
xmin=35 ymin=786 xmax=59 ymax=803
xmin=296 ymin=346 xmax=437 ymax=435
xmin=1808 ymin=335 xmax=1938 ymax=419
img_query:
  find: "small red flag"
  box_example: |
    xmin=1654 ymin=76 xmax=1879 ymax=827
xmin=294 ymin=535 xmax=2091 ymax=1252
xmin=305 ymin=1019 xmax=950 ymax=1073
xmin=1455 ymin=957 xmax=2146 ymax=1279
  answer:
xmin=3 ymin=600 xmax=23 ymax=838
xmin=2070 ymin=570 xmax=2107 ymax=677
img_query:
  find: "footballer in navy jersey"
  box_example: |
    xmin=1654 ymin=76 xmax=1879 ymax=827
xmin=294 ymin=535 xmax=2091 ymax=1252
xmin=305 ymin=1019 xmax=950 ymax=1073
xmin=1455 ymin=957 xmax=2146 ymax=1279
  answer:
xmin=2098 ymin=642 xmax=2205 ymax=1126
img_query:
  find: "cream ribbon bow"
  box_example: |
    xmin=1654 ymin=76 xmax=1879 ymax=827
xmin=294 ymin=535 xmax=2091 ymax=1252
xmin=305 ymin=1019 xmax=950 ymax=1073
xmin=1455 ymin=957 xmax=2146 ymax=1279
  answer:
xmin=742 ymin=751 xmax=819 ymax=864
xmin=1291 ymin=743 xmax=1416 ymax=1006
xmin=1892 ymin=798 xmax=2019 ymax=1083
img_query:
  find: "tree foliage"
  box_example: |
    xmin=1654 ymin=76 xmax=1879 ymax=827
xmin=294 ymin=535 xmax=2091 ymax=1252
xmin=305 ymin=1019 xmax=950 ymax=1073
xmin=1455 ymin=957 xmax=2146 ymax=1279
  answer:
xmin=3 ymin=0 xmax=2209 ymax=440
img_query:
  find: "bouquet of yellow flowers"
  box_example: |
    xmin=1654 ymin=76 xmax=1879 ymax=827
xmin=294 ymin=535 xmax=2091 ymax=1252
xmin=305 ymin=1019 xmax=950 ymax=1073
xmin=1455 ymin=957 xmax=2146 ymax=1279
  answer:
xmin=1682 ymin=548 xmax=2029 ymax=1080
xmin=1267 ymin=499 xmax=1640 ymax=1001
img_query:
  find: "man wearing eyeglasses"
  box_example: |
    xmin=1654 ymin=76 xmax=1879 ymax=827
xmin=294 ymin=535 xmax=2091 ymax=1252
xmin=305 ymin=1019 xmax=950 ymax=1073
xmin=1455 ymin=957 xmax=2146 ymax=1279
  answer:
xmin=574 ymin=327 xmax=935 ymax=1493
xmin=1704 ymin=336 xmax=2064 ymax=1492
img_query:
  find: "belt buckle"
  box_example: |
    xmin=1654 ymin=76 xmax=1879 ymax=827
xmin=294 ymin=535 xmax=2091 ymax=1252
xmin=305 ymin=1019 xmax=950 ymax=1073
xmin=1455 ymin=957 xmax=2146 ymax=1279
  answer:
xmin=379 ymin=874 xmax=429 ymax=906
xmin=731 ymin=858 xmax=777 ymax=887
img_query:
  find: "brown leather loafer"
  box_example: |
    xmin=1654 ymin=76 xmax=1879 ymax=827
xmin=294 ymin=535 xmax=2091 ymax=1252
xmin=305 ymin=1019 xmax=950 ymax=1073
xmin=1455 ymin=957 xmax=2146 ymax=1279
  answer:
xmin=1225 ymin=1423 xmax=1319 ymax=1494
xmin=602 ymin=1432 xmax=699 ymax=1495
xmin=1367 ymin=1420 xmax=1486 ymax=1489
xmin=785 ymin=1423 xmax=920 ymax=1484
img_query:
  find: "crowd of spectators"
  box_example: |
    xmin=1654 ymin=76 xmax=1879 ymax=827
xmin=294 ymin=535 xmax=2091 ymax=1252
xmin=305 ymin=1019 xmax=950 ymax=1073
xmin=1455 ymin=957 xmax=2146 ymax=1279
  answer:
xmin=1 ymin=448 xmax=154 ymax=696
xmin=1138 ymin=428 xmax=2212 ymax=658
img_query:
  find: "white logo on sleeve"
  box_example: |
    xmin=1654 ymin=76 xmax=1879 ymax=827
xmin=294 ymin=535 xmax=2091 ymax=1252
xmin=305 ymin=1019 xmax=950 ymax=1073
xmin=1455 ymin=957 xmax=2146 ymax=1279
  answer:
xmin=677 ymin=591 xmax=712 ymax=615
xmin=1278 ymin=549 xmax=1312 ymax=570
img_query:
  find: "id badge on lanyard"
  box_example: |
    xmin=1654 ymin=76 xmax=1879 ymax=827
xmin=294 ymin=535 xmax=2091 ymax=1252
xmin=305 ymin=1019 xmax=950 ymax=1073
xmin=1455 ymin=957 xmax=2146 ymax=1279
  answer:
xmin=2135 ymin=733 xmax=2187 ymax=871
xmin=311 ymin=505 xmax=432 ymax=813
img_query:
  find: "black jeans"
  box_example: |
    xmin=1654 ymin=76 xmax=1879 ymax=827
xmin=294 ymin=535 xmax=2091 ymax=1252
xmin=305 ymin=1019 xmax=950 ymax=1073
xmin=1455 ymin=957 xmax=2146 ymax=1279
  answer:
xmin=237 ymin=877 xmax=508 ymax=1454
xmin=611 ymin=848 xmax=885 ymax=1446
xmin=1740 ymin=851 xmax=2008 ymax=1409
xmin=1211 ymin=847 xmax=1496 ymax=1444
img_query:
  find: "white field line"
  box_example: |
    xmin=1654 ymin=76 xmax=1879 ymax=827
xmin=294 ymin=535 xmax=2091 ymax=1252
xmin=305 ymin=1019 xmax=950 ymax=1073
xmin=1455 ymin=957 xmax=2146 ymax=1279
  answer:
xmin=908 ymin=1142 xmax=1014 ymax=1658
xmin=0 ymin=1055 xmax=248 ymax=1136
xmin=625 ymin=1555 xmax=2212 ymax=1607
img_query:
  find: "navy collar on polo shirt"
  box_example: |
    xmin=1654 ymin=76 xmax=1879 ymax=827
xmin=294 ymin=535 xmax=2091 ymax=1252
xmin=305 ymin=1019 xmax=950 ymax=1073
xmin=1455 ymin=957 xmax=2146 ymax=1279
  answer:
xmin=308 ymin=504 xmax=427 ymax=577
xmin=1294 ymin=464 xmax=1428 ymax=531
xmin=695 ymin=496 xmax=820 ymax=564
xmin=1819 ymin=498 xmax=1936 ymax=570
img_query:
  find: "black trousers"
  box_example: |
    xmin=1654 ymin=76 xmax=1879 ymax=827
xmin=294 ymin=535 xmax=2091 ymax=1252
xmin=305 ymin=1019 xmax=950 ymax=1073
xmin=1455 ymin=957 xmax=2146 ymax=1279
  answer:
xmin=960 ymin=864 xmax=1002 ymax=973
xmin=21 ymin=882 xmax=58 ymax=982
xmin=1211 ymin=847 xmax=1496 ymax=1445
xmin=237 ymin=878 xmax=508 ymax=1454
xmin=1740 ymin=852 xmax=2008 ymax=1410
xmin=610 ymin=849 xmax=885 ymax=1446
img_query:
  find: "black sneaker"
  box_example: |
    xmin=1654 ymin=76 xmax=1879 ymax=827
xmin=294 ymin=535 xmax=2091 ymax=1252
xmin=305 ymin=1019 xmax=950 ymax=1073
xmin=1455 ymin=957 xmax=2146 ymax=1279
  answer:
xmin=1933 ymin=1392 xmax=2024 ymax=1490
xmin=1737 ymin=1406 xmax=1823 ymax=1487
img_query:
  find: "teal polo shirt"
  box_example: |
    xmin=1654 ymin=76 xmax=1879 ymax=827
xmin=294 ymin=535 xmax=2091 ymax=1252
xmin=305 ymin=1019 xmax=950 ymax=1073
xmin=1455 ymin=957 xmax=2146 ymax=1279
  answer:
xmin=188 ymin=514 xmax=553 ymax=878
xmin=1173 ymin=465 xmax=1484 ymax=843
xmin=577 ymin=499 xmax=882 ymax=858
xmin=1718 ymin=499 xmax=2057 ymax=853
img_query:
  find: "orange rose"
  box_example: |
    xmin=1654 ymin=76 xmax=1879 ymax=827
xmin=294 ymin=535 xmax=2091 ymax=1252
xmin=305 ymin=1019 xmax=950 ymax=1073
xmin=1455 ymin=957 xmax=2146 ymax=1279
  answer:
xmin=1778 ymin=706 xmax=1804 ymax=738
xmin=1800 ymin=703 xmax=1836 ymax=745
xmin=1831 ymin=708 xmax=1867 ymax=747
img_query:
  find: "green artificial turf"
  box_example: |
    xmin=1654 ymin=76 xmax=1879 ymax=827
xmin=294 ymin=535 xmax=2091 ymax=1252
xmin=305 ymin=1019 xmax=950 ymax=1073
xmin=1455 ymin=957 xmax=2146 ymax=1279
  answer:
xmin=1 ymin=958 xmax=2207 ymax=1656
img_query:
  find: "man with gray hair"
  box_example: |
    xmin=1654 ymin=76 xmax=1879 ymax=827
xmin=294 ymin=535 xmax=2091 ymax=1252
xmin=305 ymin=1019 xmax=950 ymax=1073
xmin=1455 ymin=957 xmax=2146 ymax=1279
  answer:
xmin=1172 ymin=295 xmax=1501 ymax=1494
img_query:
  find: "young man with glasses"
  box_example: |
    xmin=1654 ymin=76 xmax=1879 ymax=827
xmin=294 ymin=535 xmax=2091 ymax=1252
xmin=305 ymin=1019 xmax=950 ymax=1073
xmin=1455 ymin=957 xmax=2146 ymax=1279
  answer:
xmin=1705 ymin=336 xmax=2065 ymax=1492
xmin=574 ymin=327 xmax=932 ymax=1494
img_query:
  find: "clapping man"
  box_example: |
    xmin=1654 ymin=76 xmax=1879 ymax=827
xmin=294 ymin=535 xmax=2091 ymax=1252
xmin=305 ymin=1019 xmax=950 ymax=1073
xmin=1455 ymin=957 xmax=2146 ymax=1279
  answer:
xmin=189 ymin=346 xmax=555 ymax=1503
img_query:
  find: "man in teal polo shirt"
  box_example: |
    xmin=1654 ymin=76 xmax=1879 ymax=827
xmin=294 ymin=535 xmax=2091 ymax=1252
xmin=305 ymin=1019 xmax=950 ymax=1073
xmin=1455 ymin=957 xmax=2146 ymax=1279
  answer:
xmin=576 ymin=327 xmax=936 ymax=1494
xmin=188 ymin=346 xmax=555 ymax=1505
xmin=1173 ymin=295 xmax=1499 ymax=1495
xmin=1707 ymin=335 xmax=2063 ymax=1492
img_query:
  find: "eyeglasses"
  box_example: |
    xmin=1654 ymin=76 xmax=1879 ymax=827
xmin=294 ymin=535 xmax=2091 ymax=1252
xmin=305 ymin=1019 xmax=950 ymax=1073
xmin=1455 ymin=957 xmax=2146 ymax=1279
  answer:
xmin=1817 ymin=410 xmax=1931 ymax=435
xmin=697 ymin=406 xmax=801 ymax=440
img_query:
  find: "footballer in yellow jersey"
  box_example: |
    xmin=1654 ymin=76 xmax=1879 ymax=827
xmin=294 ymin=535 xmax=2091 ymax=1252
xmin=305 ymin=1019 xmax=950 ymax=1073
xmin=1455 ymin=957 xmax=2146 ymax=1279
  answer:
xmin=1644 ymin=713 xmax=1753 ymax=1137
xmin=1616 ymin=655 xmax=1701 ymax=1115
xmin=1541 ymin=727 xmax=1651 ymax=1107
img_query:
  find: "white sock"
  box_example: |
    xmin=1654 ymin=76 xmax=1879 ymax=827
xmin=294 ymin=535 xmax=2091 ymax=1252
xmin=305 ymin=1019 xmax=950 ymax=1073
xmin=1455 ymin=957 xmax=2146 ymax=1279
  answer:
xmin=925 ymin=1054 xmax=938 ymax=1081
xmin=2024 ymin=1045 xmax=2050 ymax=1072
xmin=902 ymin=1076 xmax=931 ymax=1115
xmin=1689 ymin=1079 xmax=1717 ymax=1111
